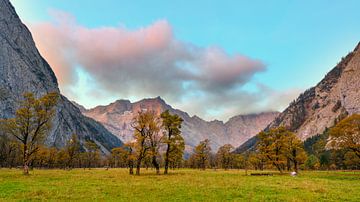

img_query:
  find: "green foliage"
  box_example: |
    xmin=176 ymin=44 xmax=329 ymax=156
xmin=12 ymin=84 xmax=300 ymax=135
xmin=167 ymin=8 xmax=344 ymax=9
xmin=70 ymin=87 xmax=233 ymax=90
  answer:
xmin=302 ymin=114 xmax=360 ymax=170
xmin=161 ymin=110 xmax=185 ymax=174
xmin=215 ymin=144 xmax=234 ymax=170
xmin=305 ymin=155 xmax=320 ymax=170
xmin=304 ymin=132 xmax=328 ymax=156
xmin=191 ymin=139 xmax=212 ymax=170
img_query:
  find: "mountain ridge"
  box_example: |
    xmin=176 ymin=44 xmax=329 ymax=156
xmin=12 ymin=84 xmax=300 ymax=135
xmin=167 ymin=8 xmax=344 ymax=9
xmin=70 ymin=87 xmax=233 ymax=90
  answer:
xmin=78 ymin=96 xmax=279 ymax=151
xmin=0 ymin=0 xmax=122 ymax=153
xmin=235 ymin=41 xmax=360 ymax=153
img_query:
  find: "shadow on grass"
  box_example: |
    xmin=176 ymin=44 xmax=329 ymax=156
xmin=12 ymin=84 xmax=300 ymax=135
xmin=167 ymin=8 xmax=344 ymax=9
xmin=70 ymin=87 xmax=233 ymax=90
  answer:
xmin=131 ymin=172 xmax=186 ymax=177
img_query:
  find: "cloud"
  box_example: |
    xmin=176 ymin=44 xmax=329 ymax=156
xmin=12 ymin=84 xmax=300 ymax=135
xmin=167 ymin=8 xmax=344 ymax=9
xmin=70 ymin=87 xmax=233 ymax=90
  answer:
xmin=29 ymin=10 xmax=298 ymax=121
xmin=175 ymin=85 xmax=302 ymax=121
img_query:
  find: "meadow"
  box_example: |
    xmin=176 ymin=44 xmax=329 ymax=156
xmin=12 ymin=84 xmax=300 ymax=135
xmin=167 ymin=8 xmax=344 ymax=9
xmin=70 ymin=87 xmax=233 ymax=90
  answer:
xmin=0 ymin=168 xmax=359 ymax=201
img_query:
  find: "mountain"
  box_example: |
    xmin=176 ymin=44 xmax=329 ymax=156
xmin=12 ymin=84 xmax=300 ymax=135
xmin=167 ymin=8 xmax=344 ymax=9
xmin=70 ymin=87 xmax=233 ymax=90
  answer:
xmin=235 ymin=42 xmax=360 ymax=153
xmin=81 ymin=97 xmax=279 ymax=152
xmin=0 ymin=0 xmax=122 ymax=153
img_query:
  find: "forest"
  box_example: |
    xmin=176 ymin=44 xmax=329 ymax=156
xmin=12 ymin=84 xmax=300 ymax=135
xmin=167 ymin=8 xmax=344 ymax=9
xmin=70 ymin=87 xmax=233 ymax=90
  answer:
xmin=0 ymin=93 xmax=359 ymax=175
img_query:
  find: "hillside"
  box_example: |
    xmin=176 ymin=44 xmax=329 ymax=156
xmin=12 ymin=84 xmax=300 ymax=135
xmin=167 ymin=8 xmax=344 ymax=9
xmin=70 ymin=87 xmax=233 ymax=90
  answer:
xmin=79 ymin=97 xmax=279 ymax=151
xmin=235 ymin=42 xmax=360 ymax=153
xmin=0 ymin=0 xmax=122 ymax=153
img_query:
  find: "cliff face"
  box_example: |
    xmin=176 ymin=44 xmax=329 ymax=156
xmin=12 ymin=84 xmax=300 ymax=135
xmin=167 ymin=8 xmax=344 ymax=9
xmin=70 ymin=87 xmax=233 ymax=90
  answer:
xmin=0 ymin=0 xmax=122 ymax=153
xmin=235 ymin=42 xmax=360 ymax=153
xmin=82 ymin=97 xmax=279 ymax=151
xmin=268 ymin=43 xmax=360 ymax=140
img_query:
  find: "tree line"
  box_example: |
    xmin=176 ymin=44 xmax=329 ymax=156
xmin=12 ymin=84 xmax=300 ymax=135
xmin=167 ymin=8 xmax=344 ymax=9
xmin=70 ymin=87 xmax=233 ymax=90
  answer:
xmin=1 ymin=93 xmax=359 ymax=175
xmin=302 ymin=114 xmax=360 ymax=170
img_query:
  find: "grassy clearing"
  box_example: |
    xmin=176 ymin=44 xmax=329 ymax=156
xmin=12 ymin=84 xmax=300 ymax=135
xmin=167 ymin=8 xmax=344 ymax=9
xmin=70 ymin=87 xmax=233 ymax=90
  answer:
xmin=0 ymin=168 xmax=359 ymax=201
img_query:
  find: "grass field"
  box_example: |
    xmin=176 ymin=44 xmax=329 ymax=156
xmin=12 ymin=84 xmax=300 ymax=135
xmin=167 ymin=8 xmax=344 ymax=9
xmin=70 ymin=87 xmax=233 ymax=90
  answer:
xmin=0 ymin=168 xmax=359 ymax=201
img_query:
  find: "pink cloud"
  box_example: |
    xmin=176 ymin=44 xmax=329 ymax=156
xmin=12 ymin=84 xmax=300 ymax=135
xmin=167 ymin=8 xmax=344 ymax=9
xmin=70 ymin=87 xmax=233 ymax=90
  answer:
xmin=28 ymin=11 xmax=286 ymax=120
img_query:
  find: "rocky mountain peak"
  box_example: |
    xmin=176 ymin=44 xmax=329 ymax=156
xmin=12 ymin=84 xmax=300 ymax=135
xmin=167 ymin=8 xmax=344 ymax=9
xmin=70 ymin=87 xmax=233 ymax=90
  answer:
xmin=236 ymin=42 xmax=360 ymax=153
xmin=0 ymin=0 xmax=122 ymax=153
xmin=82 ymin=96 xmax=279 ymax=151
xmin=0 ymin=0 xmax=58 ymax=97
xmin=71 ymin=101 xmax=87 ymax=112
xmin=354 ymin=42 xmax=360 ymax=52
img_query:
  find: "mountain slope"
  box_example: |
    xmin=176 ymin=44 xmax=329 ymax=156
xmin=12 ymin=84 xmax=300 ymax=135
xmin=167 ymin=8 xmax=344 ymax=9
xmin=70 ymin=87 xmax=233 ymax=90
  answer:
xmin=0 ymin=0 xmax=122 ymax=153
xmin=81 ymin=97 xmax=279 ymax=151
xmin=235 ymin=42 xmax=360 ymax=153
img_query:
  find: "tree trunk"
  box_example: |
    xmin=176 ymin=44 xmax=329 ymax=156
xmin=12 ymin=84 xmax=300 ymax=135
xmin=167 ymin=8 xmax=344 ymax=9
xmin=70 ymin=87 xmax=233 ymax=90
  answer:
xmin=294 ymin=159 xmax=298 ymax=173
xmin=164 ymin=143 xmax=170 ymax=174
xmin=201 ymin=158 xmax=206 ymax=170
xmin=152 ymin=156 xmax=160 ymax=174
xmin=287 ymin=158 xmax=291 ymax=171
xmin=23 ymin=145 xmax=29 ymax=175
xmin=273 ymin=162 xmax=283 ymax=174
xmin=136 ymin=158 xmax=141 ymax=175
xmin=129 ymin=160 xmax=134 ymax=175
xmin=23 ymin=162 xmax=29 ymax=175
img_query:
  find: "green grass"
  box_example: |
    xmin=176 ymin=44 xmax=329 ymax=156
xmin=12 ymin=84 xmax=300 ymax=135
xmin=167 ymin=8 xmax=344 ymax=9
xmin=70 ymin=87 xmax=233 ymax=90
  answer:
xmin=0 ymin=168 xmax=359 ymax=201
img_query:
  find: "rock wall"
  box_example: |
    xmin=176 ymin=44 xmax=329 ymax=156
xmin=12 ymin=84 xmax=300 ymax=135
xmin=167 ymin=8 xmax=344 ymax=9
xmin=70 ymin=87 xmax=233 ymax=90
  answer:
xmin=82 ymin=97 xmax=279 ymax=151
xmin=0 ymin=0 xmax=122 ymax=153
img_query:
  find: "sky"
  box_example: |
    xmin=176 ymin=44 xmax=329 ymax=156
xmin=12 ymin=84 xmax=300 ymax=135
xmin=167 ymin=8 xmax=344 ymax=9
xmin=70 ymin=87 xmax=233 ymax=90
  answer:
xmin=10 ymin=0 xmax=360 ymax=121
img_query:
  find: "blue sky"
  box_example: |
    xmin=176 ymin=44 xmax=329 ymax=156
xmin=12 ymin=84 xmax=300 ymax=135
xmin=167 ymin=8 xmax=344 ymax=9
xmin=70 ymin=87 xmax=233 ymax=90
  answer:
xmin=10 ymin=0 xmax=360 ymax=121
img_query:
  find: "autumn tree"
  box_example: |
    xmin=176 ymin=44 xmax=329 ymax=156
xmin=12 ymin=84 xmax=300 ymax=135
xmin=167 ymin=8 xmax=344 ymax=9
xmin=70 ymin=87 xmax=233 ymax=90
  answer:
xmin=84 ymin=140 xmax=100 ymax=168
xmin=329 ymin=114 xmax=360 ymax=159
xmin=257 ymin=127 xmax=289 ymax=173
xmin=283 ymin=132 xmax=307 ymax=172
xmin=111 ymin=142 xmax=136 ymax=174
xmin=0 ymin=132 xmax=20 ymax=168
xmin=64 ymin=134 xmax=81 ymax=169
xmin=124 ymin=142 xmax=136 ymax=174
xmin=33 ymin=146 xmax=50 ymax=168
xmin=185 ymin=153 xmax=197 ymax=168
xmin=216 ymin=144 xmax=234 ymax=170
xmin=146 ymin=114 xmax=161 ymax=174
xmin=131 ymin=110 xmax=160 ymax=175
xmin=0 ymin=92 xmax=58 ymax=174
xmin=193 ymin=139 xmax=211 ymax=170
xmin=161 ymin=110 xmax=185 ymax=174
xmin=47 ymin=147 xmax=58 ymax=168
xmin=56 ymin=149 xmax=69 ymax=168
xmin=231 ymin=154 xmax=245 ymax=169
xmin=344 ymin=151 xmax=360 ymax=169
xmin=111 ymin=147 xmax=126 ymax=168
xmin=248 ymin=152 xmax=266 ymax=171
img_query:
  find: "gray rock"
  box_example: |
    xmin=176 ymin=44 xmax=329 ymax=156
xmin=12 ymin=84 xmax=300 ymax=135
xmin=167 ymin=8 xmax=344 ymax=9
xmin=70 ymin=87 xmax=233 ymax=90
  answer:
xmin=267 ymin=42 xmax=360 ymax=140
xmin=236 ymin=42 xmax=360 ymax=152
xmin=0 ymin=0 xmax=122 ymax=153
xmin=82 ymin=96 xmax=279 ymax=152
